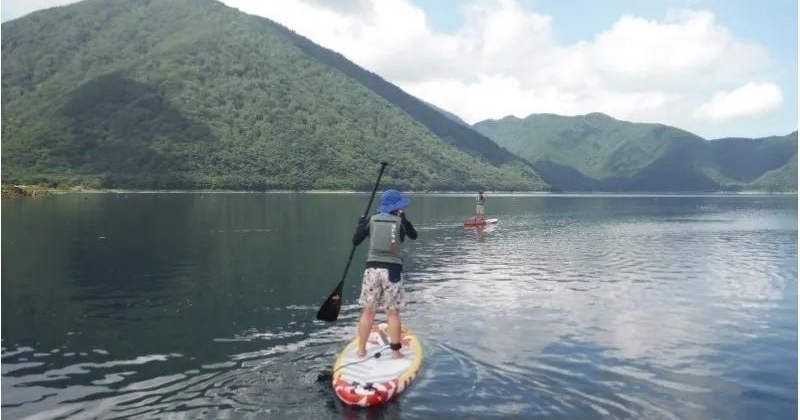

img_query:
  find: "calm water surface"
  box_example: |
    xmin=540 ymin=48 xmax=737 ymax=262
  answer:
xmin=2 ymin=193 xmax=797 ymax=419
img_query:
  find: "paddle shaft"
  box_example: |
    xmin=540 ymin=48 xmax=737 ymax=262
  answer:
xmin=316 ymin=162 xmax=388 ymax=321
xmin=339 ymin=162 xmax=387 ymax=284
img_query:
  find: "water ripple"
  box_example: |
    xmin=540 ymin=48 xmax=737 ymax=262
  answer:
xmin=2 ymin=194 xmax=796 ymax=419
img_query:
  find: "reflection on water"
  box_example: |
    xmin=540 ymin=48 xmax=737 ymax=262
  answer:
xmin=2 ymin=194 xmax=797 ymax=419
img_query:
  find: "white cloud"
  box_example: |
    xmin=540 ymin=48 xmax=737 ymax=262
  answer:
xmin=694 ymin=82 xmax=784 ymax=122
xmin=299 ymin=0 xmax=373 ymax=15
xmin=588 ymin=10 xmax=768 ymax=89
xmin=1 ymin=0 xmax=81 ymax=22
xmin=219 ymin=0 xmax=780 ymax=133
xmin=401 ymin=77 xmax=673 ymax=124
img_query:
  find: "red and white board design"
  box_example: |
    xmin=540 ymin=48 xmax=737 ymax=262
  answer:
xmin=332 ymin=323 xmax=423 ymax=407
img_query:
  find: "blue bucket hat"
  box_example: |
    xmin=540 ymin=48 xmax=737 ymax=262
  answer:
xmin=377 ymin=189 xmax=410 ymax=214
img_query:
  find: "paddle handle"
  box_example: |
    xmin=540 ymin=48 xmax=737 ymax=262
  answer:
xmin=362 ymin=161 xmax=388 ymax=217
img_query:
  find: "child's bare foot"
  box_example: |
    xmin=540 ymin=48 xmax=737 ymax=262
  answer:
xmin=391 ymin=350 xmax=404 ymax=359
xmin=356 ymin=349 xmax=367 ymax=358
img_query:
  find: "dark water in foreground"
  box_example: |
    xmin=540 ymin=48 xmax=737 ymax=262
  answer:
xmin=2 ymin=193 xmax=797 ymax=420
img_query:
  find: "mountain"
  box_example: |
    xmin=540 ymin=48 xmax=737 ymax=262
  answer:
xmin=1 ymin=0 xmax=547 ymax=191
xmin=474 ymin=113 xmax=797 ymax=192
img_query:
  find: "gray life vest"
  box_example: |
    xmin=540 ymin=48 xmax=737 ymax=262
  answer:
xmin=367 ymin=213 xmax=403 ymax=265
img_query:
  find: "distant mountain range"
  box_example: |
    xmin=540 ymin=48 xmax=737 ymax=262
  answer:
xmin=474 ymin=113 xmax=797 ymax=192
xmin=1 ymin=0 xmax=794 ymax=193
xmin=1 ymin=0 xmax=546 ymax=191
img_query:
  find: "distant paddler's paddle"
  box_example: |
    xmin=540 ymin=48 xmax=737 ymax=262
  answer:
xmin=316 ymin=161 xmax=388 ymax=322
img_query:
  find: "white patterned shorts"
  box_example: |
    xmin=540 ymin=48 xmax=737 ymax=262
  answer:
xmin=358 ymin=268 xmax=405 ymax=310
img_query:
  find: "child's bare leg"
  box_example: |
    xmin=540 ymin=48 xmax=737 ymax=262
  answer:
xmin=357 ymin=307 xmax=375 ymax=357
xmin=386 ymin=309 xmax=403 ymax=358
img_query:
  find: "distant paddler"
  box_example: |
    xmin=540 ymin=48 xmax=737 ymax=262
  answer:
xmin=475 ymin=191 xmax=486 ymax=220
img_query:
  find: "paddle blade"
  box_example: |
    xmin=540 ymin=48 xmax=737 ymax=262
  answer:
xmin=316 ymin=281 xmax=344 ymax=322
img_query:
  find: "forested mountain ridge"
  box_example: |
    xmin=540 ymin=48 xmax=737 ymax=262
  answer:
xmin=474 ymin=113 xmax=797 ymax=192
xmin=2 ymin=0 xmax=548 ymax=191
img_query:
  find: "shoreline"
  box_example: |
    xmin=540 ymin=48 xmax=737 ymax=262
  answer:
xmin=2 ymin=184 xmax=795 ymax=197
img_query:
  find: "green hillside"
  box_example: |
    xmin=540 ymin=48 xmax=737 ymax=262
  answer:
xmin=747 ymin=154 xmax=797 ymax=191
xmin=474 ymin=113 xmax=797 ymax=192
xmin=1 ymin=0 xmax=547 ymax=191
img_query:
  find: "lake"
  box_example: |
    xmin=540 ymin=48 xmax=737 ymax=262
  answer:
xmin=2 ymin=193 xmax=797 ymax=419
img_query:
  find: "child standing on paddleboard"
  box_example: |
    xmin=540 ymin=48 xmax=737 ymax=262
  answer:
xmin=352 ymin=189 xmax=417 ymax=359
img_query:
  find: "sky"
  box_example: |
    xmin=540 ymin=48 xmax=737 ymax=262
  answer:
xmin=2 ymin=0 xmax=797 ymax=139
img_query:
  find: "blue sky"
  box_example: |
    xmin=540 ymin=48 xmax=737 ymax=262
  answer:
xmin=3 ymin=0 xmax=797 ymax=138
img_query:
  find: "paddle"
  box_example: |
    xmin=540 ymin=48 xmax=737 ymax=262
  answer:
xmin=316 ymin=161 xmax=388 ymax=322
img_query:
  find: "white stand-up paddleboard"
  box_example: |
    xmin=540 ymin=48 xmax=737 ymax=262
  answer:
xmin=332 ymin=323 xmax=423 ymax=407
